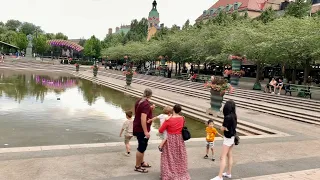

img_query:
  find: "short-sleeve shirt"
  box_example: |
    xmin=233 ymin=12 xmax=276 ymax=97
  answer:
xmin=223 ymin=114 xmax=237 ymax=138
xmin=206 ymin=127 xmax=218 ymax=142
xmin=133 ymin=98 xmax=153 ymax=133
xmin=157 ymin=114 xmax=169 ymax=126
xmin=122 ymin=119 xmax=133 ymax=137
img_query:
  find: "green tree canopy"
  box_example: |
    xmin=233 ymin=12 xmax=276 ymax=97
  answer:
xmin=84 ymin=35 xmax=101 ymax=59
xmin=33 ymin=35 xmax=49 ymax=56
xmin=5 ymin=20 xmax=22 ymax=31
xmin=15 ymin=33 xmax=28 ymax=51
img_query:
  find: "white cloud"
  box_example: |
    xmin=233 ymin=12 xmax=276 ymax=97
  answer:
xmin=0 ymin=0 xmax=216 ymax=40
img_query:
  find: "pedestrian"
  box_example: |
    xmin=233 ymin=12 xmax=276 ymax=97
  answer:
xmin=119 ymin=110 xmax=134 ymax=156
xmin=204 ymin=120 xmax=222 ymax=161
xmin=133 ymin=88 xmax=154 ymax=173
xmin=147 ymin=106 xmax=173 ymax=152
xmin=159 ymin=104 xmax=191 ymax=180
xmin=211 ymin=100 xmax=238 ymax=180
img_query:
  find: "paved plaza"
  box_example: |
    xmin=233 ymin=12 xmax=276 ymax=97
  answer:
xmin=0 ymin=63 xmax=319 ymax=179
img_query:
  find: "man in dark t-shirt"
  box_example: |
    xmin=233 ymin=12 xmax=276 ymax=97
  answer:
xmin=133 ymin=88 xmax=154 ymax=173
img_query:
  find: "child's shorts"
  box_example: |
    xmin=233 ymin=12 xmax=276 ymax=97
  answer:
xmin=124 ymin=136 xmax=133 ymax=144
xmin=206 ymin=141 xmax=214 ymax=148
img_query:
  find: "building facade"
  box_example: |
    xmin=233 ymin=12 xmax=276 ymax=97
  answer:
xmin=196 ymin=0 xmax=320 ymax=23
xmin=108 ymin=25 xmax=131 ymax=36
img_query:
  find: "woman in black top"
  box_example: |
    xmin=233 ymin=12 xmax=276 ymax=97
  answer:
xmin=211 ymin=100 xmax=237 ymax=180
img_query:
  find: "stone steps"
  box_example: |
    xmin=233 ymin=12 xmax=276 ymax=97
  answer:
xmin=72 ymin=72 xmax=280 ymax=136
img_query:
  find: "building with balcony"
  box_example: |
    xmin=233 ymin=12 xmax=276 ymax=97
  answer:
xmin=196 ymin=0 xmax=320 ymax=23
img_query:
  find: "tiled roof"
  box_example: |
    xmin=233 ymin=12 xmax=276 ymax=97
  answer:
xmin=196 ymin=0 xmax=268 ymax=21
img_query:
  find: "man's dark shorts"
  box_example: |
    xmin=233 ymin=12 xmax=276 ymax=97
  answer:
xmin=134 ymin=132 xmax=149 ymax=153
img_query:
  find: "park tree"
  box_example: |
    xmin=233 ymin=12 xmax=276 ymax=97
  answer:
xmin=0 ymin=30 xmax=18 ymax=44
xmin=84 ymin=35 xmax=101 ymax=59
xmin=0 ymin=22 xmax=4 ymax=27
xmin=45 ymin=33 xmax=55 ymax=40
xmin=19 ymin=22 xmax=39 ymax=35
xmin=5 ymin=20 xmax=22 ymax=31
xmin=257 ymin=7 xmax=277 ymax=23
xmin=33 ymin=35 xmax=50 ymax=57
xmin=55 ymin=32 xmax=68 ymax=40
xmin=123 ymin=18 xmax=148 ymax=43
xmin=182 ymin=19 xmax=191 ymax=30
xmin=285 ymin=0 xmax=312 ymax=18
xmin=15 ymin=33 xmax=28 ymax=51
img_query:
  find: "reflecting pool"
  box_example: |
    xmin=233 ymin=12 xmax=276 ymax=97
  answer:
xmin=0 ymin=70 xmax=206 ymax=148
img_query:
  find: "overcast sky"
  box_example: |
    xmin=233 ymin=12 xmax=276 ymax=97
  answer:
xmin=0 ymin=0 xmax=216 ymax=40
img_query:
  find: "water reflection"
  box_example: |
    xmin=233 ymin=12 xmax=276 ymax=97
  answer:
xmin=0 ymin=71 xmax=206 ymax=147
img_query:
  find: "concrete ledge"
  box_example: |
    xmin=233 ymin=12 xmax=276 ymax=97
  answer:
xmin=0 ymin=134 xmax=289 ymax=154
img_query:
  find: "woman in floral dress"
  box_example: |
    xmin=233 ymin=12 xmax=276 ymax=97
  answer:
xmin=159 ymin=104 xmax=190 ymax=180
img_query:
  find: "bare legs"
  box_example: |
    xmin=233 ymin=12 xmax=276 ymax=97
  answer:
xmin=217 ymin=145 xmax=233 ymax=178
xmin=125 ymin=143 xmax=131 ymax=153
xmin=136 ymin=151 xmax=144 ymax=167
xmin=159 ymin=139 xmax=167 ymax=149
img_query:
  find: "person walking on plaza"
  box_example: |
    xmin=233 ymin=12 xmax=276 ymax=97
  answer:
xmin=159 ymin=104 xmax=191 ymax=180
xmin=204 ymin=120 xmax=222 ymax=161
xmin=133 ymin=88 xmax=154 ymax=173
xmin=211 ymin=100 xmax=238 ymax=180
xmin=119 ymin=110 xmax=134 ymax=156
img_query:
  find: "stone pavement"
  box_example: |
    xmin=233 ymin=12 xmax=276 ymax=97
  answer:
xmin=0 ymin=68 xmax=319 ymax=179
xmin=235 ymin=168 xmax=320 ymax=180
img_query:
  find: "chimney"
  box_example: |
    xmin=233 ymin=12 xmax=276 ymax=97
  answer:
xmin=116 ymin=27 xmax=120 ymax=32
xmin=108 ymin=28 xmax=112 ymax=35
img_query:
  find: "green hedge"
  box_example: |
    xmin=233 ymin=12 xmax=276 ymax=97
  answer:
xmin=70 ymin=61 xmax=94 ymax=65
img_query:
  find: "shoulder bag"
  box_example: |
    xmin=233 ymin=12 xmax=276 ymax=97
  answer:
xmin=234 ymin=134 xmax=240 ymax=145
xmin=181 ymin=117 xmax=191 ymax=141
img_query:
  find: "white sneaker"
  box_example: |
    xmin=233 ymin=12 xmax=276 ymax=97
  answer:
xmin=277 ymin=93 xmax=280 ymax=95
xmin=210 ymin=176 xmax=223 ymax=180
xmin=271 ymin=92 xmax=275 ymax=94
xmin=222 ymin=172 xmax=232 ymax=178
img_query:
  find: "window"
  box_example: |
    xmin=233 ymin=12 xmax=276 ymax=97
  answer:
xmin=226 ymin=4 xmax=233 ymax=11
xmin=203 ymin=10 xmax=207 ymax=15
xmin=312 ymin=0 xmax=320 ymax=4
xmin=234 ymin=2 xmax=242 ymax=10
xmin=210 ymin=8 xmax=217 ymax=15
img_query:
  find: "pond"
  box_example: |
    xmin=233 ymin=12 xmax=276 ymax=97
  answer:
xmin=0 ymin=70 xmax=208 ymax=148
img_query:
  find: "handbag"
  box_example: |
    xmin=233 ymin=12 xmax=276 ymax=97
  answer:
xmin=234 ymin=134 xmax=240 ymax=145
xmin=181 ymin=117 xmax=191 ymax=141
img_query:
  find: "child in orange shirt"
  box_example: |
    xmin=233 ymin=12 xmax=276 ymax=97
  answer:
xmin=204 ymin=120 xmax=222 ymax=161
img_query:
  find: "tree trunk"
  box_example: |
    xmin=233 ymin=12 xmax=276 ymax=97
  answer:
xmin=255 ymin=64 xmax=261 ymax=83
xmin=175 ymin=61 xmax=178 ymax=76
xmin=197 ymin=61 xmax=200 ymax=74
xmin=282 ymin=63 xmax=285 ymax=78
xmin=292 ymin=66 xmax=296 ymax=84
xmin=178 ymin=62 xmax=181 ymax=74
xmin=303 ymin=59 xmax=311 ymax=85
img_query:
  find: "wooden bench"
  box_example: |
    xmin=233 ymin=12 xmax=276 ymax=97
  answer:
xmin=284 ymin=84 xmax=312 ymax=99
xmin=175 ymin=73 xmax=189 ymax=80
xmin=194 ymin=75 xmax=211 ymax=83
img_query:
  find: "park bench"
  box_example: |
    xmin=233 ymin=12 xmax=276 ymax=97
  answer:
xmin=175 ymin=73 xmax=189 ymax=80
xmin=195 ymin=75 xmax=211 ymax=83
xmin=284 ymin=84 xmax=312 ymax=99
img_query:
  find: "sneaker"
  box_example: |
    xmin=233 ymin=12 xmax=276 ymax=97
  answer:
xmin=204 ymin=155 xmax=208 ymax=159
xmin=277 ymin=93 xmax=280 ymax=95
xmin=210 ymin=176 xmax=223 ymax=180
xmin=271 ymin=92 xmax=275 ymax=94
xmin=125 ymin=152 xmax=131 ymax=157
xmin=158 ymin=146 xmax=163 ymax=153
xmin=212 ymin=158 xmax=215 ymax=161
xmin=222 ymin=172 xmax=232 ymax=178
